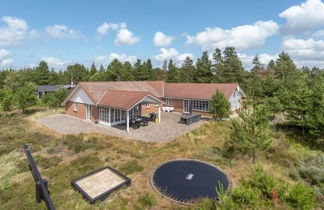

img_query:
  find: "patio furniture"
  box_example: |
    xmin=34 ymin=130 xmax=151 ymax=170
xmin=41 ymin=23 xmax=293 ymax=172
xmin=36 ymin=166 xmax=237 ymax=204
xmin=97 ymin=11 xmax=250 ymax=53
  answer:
xmin=162 ymin=106 xmax=174 ymax=112
xmin=149 ymin=113 xmax=157 ymax=121
xmin=140 ymin=116 xmax=149 ymax=126
xmin=180 ymin=114 xmax=201 ymax=125
xmin=130 ymin=118 xmax=140 ymax=129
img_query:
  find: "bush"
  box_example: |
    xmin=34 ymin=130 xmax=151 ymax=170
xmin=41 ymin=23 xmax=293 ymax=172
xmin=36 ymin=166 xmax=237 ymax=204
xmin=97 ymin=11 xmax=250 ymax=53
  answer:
xmin=43 ymin=88 xmax=68 ymax=107
xmin=228 ymin=105 xmax=272 ymax=162
xmin=136 ymin=192 xmax=157 ymax=209
xmin=250 ymin=167 xmax=287 ymax=199
xmin=230 ymin=184 xmax=264 ymax=207
xmin=119 ymin=160 xmax=143 ymax=175
xmin=286 ymin=183 xmax=315 ymax=210
xmin=209 ymin=90 xmax=231 ymax=120
xmin=297 ymin=155 xmax=324 ymax=195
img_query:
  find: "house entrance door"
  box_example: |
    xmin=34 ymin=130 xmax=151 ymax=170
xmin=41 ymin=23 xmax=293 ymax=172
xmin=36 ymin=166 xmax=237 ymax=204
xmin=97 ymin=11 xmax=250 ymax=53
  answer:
xmin=86 ymin=104 xmax=91 ymax=120
xmin=183 ymin=99 xmax=190 ymax=113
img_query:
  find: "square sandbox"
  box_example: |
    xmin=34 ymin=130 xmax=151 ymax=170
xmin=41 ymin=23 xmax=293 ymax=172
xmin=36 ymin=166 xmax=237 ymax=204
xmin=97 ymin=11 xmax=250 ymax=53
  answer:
xmin=71 ymin=166 xmax=131 ymax=204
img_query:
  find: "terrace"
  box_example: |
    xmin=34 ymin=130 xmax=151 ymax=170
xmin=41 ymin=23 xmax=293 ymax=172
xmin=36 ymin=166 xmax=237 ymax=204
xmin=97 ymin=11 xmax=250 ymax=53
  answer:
xmin=37 ymin=112 xmax=209 ymax=142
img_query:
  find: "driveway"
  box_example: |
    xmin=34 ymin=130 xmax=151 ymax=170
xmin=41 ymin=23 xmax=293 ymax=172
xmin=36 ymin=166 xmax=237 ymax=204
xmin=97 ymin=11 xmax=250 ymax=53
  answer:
xmin=37 ymin=112 xmax=209 ymax=142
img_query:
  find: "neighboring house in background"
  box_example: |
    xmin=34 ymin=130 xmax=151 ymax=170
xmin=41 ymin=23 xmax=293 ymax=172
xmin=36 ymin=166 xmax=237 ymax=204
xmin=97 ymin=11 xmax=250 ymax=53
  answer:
xmin=37 ymin=85 xmax=75 ymax=98
xmin=61 ymin=81 xmax=245 ymax=132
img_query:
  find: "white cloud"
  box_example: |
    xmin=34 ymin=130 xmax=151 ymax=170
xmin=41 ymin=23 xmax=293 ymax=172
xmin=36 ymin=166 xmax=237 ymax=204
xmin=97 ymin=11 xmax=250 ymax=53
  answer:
xmin=96 ymin=22 xmax=126 ymax=37
xmin=114 ymin=28 xmax=140 ymax=46
xmin=176 ymin=53 xmax=194 ymax=63
xmin=28 ymin=29 xmax=41 ymax=38
xmin=279 ymin=0 xmax=324 ymax=35
xmin=238 ymin=53 xmax=277 ymax=69
xmin=0 ymin=49 xmax=11 ymax=59
xmin=95 ymin=53 xmax=137 ymax=66
xmin=45 ymin=24 xmax=84 ymax=39
xmin=0 ymin=49 xmax=14 ymax=67
xmin=282 ymin=38 xmax=324 ymax=67
xmin=186 ymin=20 xmax=278 ymax=51
xmin=153 ymin=32 xmax=175 ymax=47
xmin=0 ymin=16 xmax=28 ymax=47
xmin=154 ymin=48 xmax=194 ymax=64
xmin=42 ymin=57 xmax=70 ymax=69
xmin=312 ymin=29 xmax=324 ymax=38
xmin=154 ymin=48 xmax=179 ymax=61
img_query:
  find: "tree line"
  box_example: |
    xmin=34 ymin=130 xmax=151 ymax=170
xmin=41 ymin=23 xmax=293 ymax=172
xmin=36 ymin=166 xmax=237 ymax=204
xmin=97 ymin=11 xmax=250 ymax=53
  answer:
xmin=0 ymin=47 xmax=323 ymax=141
xmin=0 ymin=47 xmax=258 ymax=88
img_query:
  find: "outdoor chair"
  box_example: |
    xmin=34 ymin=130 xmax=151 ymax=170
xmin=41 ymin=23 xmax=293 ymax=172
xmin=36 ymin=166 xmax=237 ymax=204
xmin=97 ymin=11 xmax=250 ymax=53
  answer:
xmin=141 ymin=117 xmax=149 ymax=126
xmin=149 ymin=113 xmax=156 ymax=121
xmin=130 ymin=118 xmax=140 ymax=129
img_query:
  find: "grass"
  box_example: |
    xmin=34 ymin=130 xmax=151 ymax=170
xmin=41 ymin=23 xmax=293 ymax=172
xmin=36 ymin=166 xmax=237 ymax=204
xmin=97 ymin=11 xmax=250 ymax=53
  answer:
xmin=0 ymin=107 xmax=323 ymax=209
xmin=118 ymin=160 xmax=143 ymax=175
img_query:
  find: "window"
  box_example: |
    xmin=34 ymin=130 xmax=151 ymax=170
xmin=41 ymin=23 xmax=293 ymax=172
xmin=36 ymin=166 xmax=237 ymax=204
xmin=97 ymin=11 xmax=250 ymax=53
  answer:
xmin=191 ymin=100 xmax=209 ymax=112
xmin=146 ymin=102 xmax=150 ymax=108
xmin=73 ymin=103 xmax=78 ymax=112
xmin=155 ymin=104 xmax=159 ymax=107
xmin=166 ymin=98 xmax=172 ymax=105
xmin=99 ymin=106 xmax=109 ymax=124
xmin=130 ymin=105 xmax=140 ymax=119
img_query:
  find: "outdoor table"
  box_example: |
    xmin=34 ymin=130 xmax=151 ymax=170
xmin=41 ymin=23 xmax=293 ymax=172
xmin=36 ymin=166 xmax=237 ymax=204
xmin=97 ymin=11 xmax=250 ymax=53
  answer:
xmin=180 ymin=114 xmax=201 ymax=125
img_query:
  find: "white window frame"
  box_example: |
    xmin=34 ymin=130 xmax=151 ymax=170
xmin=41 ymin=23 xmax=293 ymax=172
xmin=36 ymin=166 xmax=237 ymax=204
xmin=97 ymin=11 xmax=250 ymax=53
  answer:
xmin=99 ymin=106 xmax=110 ymax=125
xmin=73 ymin=103 xmax=78 ymax=112
xmin=86 ymin=104 xmax=91 ymax=120
xmin=165 ymin=98 xmax=172 ymax=106
xmin=146 ymin=102 xmax=151 ymax=108
xmin=191 ymin=100 xmax=209 ymax=112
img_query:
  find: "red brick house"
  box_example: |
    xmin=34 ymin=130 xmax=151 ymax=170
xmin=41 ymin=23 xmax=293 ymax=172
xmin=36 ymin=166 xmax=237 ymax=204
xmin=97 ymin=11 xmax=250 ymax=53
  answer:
xmin=62 ymin=81 xmax=245 ymax=132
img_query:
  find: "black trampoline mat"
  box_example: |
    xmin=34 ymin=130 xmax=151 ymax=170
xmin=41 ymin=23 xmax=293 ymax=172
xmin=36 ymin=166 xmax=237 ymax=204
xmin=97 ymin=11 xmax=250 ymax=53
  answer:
xmin=151 ymin=160 xmax=229 ymax=203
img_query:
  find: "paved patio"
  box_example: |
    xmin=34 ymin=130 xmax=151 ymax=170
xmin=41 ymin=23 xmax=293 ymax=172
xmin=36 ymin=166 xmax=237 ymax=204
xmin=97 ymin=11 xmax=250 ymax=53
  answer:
xmin=37 ymin=112 xmax=209 ymax=142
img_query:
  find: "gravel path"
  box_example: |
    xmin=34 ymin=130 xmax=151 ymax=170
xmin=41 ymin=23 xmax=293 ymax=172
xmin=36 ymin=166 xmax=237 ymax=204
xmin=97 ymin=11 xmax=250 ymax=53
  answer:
xmin=37 ymin=112 xmax=208 ymax=142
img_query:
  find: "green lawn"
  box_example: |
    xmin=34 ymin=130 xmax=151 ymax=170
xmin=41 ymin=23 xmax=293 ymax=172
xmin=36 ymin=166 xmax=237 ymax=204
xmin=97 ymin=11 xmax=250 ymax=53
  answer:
xmin=0 ymin=107 xmax=322 ymax=209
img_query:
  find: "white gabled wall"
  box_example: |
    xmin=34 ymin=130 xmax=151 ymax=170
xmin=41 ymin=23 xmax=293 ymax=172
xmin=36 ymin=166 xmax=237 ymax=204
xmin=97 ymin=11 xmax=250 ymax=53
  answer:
xmin=229 ymin=87 xmax=242 ymax=111
xmin=70 ymin=87 xmax=94 ymax=105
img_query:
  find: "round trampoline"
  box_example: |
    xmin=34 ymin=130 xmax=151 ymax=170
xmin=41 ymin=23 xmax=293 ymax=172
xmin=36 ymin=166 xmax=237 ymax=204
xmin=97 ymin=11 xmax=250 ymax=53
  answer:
xmin=150 ymin=159 xmax=230 ymax=204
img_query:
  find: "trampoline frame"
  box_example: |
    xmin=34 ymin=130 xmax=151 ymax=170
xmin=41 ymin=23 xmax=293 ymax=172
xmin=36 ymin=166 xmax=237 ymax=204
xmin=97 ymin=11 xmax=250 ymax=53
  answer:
xmin=149 ymin=159 xmax=232 ymax=205
xmin=71 ymin=166 xmax=131 ymax=204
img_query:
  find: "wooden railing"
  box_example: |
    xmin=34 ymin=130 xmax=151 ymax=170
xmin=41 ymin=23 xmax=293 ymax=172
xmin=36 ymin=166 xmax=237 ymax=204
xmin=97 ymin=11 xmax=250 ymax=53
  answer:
xmin=23 ymin=144 xmax=56 ymax=210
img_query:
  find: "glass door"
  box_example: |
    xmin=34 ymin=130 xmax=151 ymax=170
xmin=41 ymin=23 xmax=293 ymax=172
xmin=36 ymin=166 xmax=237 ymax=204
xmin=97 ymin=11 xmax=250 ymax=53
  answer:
xmin=86 ymin=104 xmax=91 ymax=120
xmin=183 ymin=99 xmax=190 ymax=113
xmin=110 ymin=108 xmax=126 ymax=126
xmin=99 ymin=106 xmax=109 ymax=125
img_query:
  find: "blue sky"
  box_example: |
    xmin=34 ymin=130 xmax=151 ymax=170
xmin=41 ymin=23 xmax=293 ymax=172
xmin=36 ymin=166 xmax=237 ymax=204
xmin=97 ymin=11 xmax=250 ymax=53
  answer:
xmin=1 ymin=0 xmax=324 ymax=70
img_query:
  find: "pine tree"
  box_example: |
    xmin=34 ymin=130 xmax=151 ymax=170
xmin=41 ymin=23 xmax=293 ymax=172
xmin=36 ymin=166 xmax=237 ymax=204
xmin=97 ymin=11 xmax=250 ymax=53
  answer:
xmin=179 ymin=56 xmax=195 ymax=82
xmin=228 ymin=105 xmax=272 ymax=162
xmin=0 ymin=89 xmax=13 ymax=114
xmin=15 ymin=82 xmax=37 ymax=113
xmin=267 ymin=59 xmax=275 ymax=69
xmin=209 ymin=90 xmax=231 ymax=120
xmin=89 ymin=62 xmax=97 ymax=77
xmin=251 ymin=55 xmax=262 ymax=73
xmin=107 ymin=59 xmax=123 ymax=81
xmin=274 ymin=52 xmax=297 ymax=81
xmin=222 ymin=47 xmax=245 ymax=83
xmin=162 ymin=59 xmax=168 ymax=71
xmin=99 ymin=64 xmax=105 ymax=72
xmin=64 ymin=63 xmax=89 ymax=84
xmin=212 ymin=48 xmax=224 ymax=82
xmin=35 ymin=61 xmax=50 ymax=85
xmin=122 ymin=61 xmax=135 ymax=81
xmin=194 ymin=51 xmax=212 ymax=83
xmin=166 ymin=59 xmax=180 ymax=82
